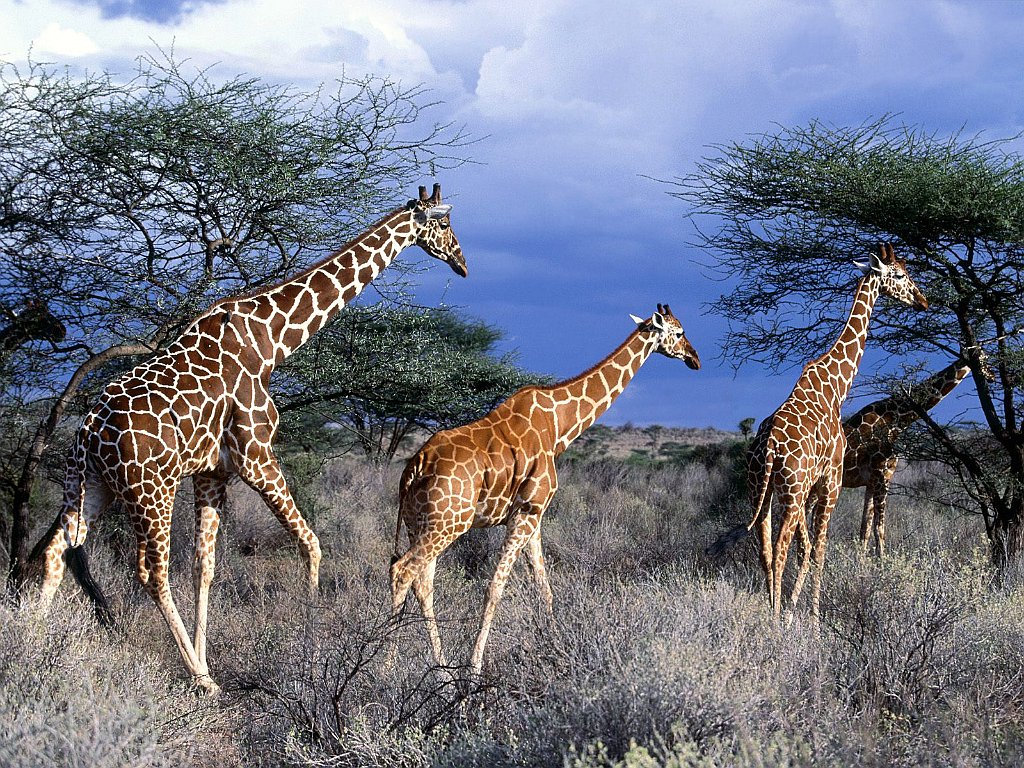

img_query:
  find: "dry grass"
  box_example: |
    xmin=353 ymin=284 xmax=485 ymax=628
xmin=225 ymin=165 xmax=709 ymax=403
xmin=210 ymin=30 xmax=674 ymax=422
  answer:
xmin=4 ymin=436 xmax=1024 ymax=767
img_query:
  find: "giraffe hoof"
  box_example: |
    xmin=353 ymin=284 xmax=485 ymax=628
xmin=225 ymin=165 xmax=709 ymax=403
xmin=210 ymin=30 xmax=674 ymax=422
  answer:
xmin=195 ymin=675 xmax=221 ymax=697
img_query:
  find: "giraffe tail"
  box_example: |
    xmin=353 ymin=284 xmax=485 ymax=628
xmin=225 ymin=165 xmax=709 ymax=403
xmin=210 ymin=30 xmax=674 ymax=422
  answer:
xmin=54 ymin=413 xmax=115 ymax=625
xmin=66 ymin=547 xmax=115 ymax=626
xmin=27 ymin=510 xmax=115 ymax=627
xmin=392 ymin=455 xmax=422 ymax=565
xmin=747 ymin=438 xmax=776 ymax=531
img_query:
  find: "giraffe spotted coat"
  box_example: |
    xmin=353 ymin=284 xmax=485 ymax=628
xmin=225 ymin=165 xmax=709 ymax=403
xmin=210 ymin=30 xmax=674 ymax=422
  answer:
xmin=38 ymin=184 xmax=465 ymax=694
xmin=391 ymin=304 xmax=701 ymax=673
xmin=746 ymin=243 xmax=928 ymax=620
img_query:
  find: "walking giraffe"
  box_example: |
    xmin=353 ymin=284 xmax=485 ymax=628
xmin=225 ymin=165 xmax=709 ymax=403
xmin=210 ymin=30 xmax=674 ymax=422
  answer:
xmin=842 ymin=353 xmax=985 ymax=557
xmin=747 ymin=243 xmax=928 ymax=620
xmin=37 ymin=184 xmax=465 ymax=694
xmin=391 ymin=304 xmax=700 ymax=673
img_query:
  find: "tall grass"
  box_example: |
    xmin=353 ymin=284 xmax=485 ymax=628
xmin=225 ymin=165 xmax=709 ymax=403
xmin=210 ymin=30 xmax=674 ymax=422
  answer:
xmin=4 ymin=446 xmax=1024 ymax=766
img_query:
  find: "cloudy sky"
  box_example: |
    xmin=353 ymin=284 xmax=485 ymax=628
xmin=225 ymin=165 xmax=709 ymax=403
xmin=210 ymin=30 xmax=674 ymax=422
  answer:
xmin=3 ymin=0 xmax=1023 ymax=429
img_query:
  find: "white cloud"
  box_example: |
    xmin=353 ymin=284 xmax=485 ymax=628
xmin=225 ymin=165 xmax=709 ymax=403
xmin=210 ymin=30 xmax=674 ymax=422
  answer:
xmin=27 ymin=22 xmax=99 ymax=58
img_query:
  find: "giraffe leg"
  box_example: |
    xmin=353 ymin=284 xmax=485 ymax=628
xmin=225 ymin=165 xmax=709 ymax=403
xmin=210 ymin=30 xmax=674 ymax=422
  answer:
xmin=770 ymin=499 xmax=802 ymax=621
xmin=192 ymin=473 xmax=226 ymax=671
xmin=39 ymin=473 xmax=112 ymax=610
xmin=524 ymin=529 xmax=553 ymax=616
xmin=470 ymin=515 xmax=538 ymax=675
xmin=231 ymin=441 xmax=321 ymax=593
xmin=873 ymin=470 xmax=894 ymax=557
xmin=808 ymin=477 xmax=842 ymax=622
xmin=411 ymin=558 xmax=447 ymax=666
xmin=788 ymin=503 xmax=815 ymax=614
xmin=859 ymin=487 xmax=874 ymax=553
xmin=132 ymin=494 xmax=219 ymax=695
xmin=390 ymin=522 xmax=467 ymax=666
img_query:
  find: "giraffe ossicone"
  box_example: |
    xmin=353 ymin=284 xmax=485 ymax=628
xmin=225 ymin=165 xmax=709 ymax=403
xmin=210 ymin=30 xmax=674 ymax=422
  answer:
xmin=35 ymin=183 xmax=466 ymax=695
xmin=746 ymin=242 xmax=928 ymax=621
xmin=390 ymin=303 xmax=700 ymax=675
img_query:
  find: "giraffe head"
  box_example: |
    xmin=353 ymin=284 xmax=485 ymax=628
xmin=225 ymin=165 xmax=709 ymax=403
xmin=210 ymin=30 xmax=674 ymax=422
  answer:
xmin=855 ymin=242 xmax=929 ymax=310
xmin=630 ymin=303 xmax=701 ymax=369
xmin=408 ymin=183 xmax=467 ymax=278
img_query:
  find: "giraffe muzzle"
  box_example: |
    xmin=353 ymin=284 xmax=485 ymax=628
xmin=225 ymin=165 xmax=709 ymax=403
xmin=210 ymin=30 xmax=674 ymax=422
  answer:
xmin=447 ymin=250 xmax=468 ymax=278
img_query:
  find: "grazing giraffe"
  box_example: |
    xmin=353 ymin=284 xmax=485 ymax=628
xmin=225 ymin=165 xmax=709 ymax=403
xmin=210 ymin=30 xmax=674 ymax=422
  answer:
xmin=0 ymin=299 xmax=66 ymax=354
xmin=747 ymin=243 xmax=928 ymax=620
xmin=37 ymin=184 xmax=465 ymax=694
xmin=842 ymin=354 xmax=982 ymax=557
xmin=391 ymin=304 xmax=701 ymax=673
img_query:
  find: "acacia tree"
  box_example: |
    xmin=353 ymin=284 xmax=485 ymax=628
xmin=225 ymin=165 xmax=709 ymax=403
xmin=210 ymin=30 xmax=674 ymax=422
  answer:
xmin=0 ymin=52 xmax=468 ymax=587
xmin=671 ymin=116 xmax=1024 ymax=566
xmin=275 ymin=305 xmax=543 ymax=462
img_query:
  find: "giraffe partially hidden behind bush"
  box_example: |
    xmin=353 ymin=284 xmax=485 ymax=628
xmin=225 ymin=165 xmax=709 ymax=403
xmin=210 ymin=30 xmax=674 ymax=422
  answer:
xmin=391 ymin=304 xmax=701 ymax=674
xmin=841 ymin=353 xmax=984 ymax=557
xmin=36 ymin=184 xmax=466 ymax=695
xmin=746 ymin=243 xmax=928 ymax=621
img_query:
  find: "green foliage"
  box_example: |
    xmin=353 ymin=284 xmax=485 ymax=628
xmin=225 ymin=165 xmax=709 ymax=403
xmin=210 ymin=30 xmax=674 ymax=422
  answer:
xmin=276 ymin=304 xmax=545 ymax=460
xmin=0 ymin=50 xmax=468 ymax=573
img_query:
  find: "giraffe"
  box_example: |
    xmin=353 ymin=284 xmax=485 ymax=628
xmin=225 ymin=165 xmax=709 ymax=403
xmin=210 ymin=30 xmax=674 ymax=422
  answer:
xmin=390 ymin=304 xmax=700 ymax=674
xmin=0 ymin=299 xmax=66 ymax=354
xmin=36 ymin=184 xmax=465 ymax=694
xmin=746 ymin=243 xmax=928 ymax=620
xmin=842 ymin=354 xmax=982 ymax=557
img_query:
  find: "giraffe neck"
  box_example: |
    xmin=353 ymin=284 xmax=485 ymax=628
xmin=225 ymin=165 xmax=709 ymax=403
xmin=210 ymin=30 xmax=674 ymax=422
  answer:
xmin=803 ymin=274 xmax=881 ymax=412
xmin=228 ymin=207 xmax=418 ymax=365
xmin=887 ymin=360 xmax=971 ymax=427
xmin=549 ymin=329 xmax=657 ymax=453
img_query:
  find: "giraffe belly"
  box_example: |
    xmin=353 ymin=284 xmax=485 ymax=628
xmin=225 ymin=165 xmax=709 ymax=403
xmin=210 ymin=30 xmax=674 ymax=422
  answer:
xmin=472 ymin=494 xmax=516 ymax=527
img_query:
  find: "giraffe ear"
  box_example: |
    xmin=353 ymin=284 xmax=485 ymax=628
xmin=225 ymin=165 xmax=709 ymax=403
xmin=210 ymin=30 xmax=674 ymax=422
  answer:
xmin=425 ymin=204 xmax=452 ymax=219
xmin=650 ymin=312 xmax=666 ymax=331
xmin=629 ymin=314 xmax=645 ymax=326
xmin=853 ymin=257 xmax=884 ymax=276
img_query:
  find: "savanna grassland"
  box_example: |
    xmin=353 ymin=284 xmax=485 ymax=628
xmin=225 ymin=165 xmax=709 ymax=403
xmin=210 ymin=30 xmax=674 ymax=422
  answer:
xmin=4 ymin=425 xmax=1024 ymax=767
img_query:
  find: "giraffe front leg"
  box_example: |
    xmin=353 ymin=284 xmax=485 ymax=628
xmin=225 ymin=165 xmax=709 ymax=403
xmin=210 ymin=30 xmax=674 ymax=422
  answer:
xmin=233 ymin=442 xmax=319 ymax=593
xmin=808 ymin=478 xmax=842 ymax=623
xmin=192 ymin=473 xmax=226 ymax=671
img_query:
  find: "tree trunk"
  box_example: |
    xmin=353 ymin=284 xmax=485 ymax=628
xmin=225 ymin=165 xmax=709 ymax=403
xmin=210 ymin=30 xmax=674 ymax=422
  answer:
xmin=7 ymin=343 xmax=150 ymax=592
xmin=989 ymin=491 xmax=1024 ymax=570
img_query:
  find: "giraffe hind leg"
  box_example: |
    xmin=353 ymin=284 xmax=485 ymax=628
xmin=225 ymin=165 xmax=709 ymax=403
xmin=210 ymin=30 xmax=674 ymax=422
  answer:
xmin=39 ymin=474 xmax=113 ymax=612
xmin=192 ymin=473 xmax=226 ymax=671
xmin=133 ymin=495 xmax=219 ymax=695
xmin=390 ymin=519 xmax=467 ymax=667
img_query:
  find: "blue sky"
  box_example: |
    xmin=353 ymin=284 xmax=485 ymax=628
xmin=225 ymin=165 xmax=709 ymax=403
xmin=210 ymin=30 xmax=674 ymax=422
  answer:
xmin=4 ymin=0 xmax=1024 ymax=429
